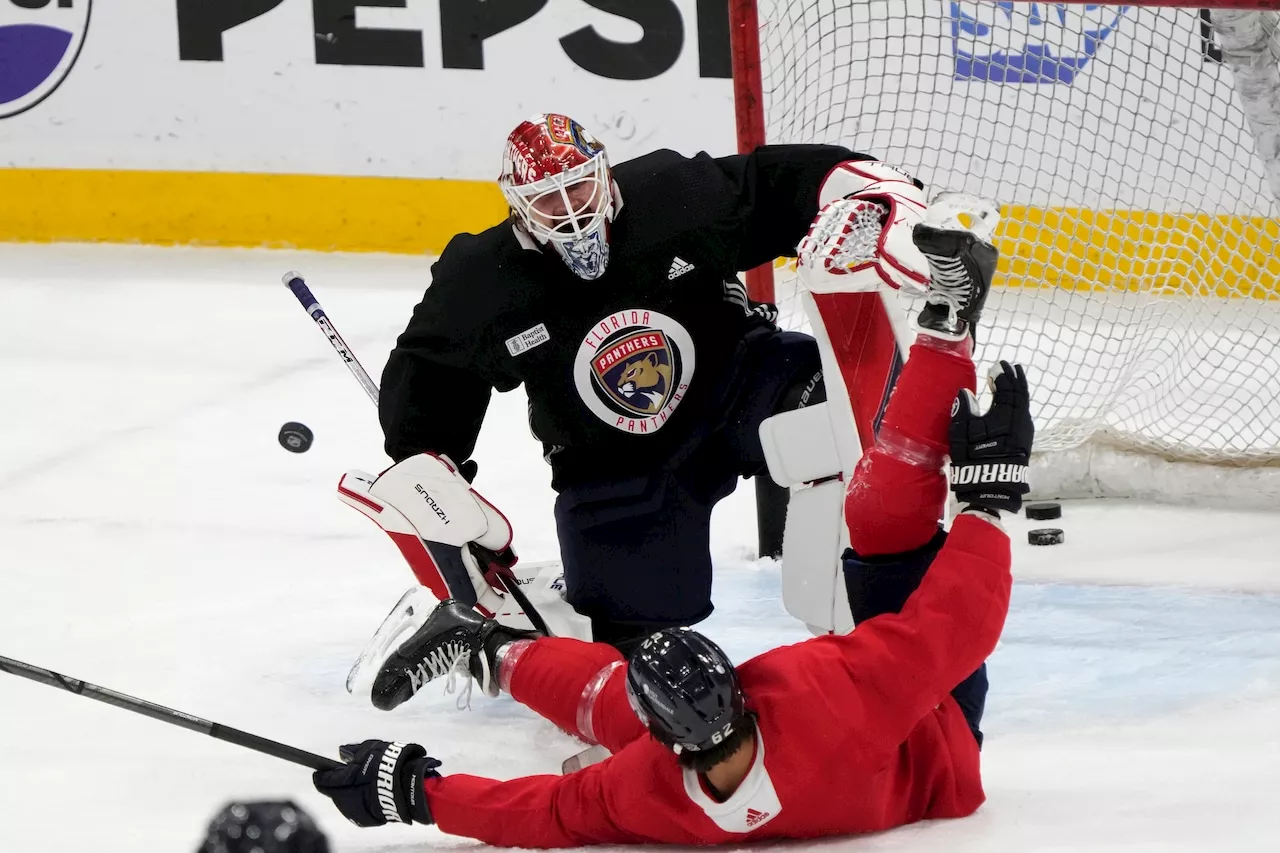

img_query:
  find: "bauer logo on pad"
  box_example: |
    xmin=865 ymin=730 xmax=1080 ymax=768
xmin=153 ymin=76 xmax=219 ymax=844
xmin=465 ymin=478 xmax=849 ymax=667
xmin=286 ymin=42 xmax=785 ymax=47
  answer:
xmin=949 ymin=2 xmax=1129 ymax=84
xmin=0 ymin=0 xmax=93 ymax=119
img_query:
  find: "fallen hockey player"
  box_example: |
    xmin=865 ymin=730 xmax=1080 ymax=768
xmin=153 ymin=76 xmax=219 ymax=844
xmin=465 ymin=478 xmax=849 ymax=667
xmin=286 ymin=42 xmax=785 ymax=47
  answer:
xmin=310 ymin=219 xmax=1035 ymax=845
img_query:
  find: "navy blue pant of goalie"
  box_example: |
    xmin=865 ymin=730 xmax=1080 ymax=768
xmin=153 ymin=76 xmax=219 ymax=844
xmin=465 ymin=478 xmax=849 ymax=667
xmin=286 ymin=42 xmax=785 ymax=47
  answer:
xmin=844 ymin=529 xmax=990 ymax=747
xmin=554 ymin=328 xmax=824 ymax=652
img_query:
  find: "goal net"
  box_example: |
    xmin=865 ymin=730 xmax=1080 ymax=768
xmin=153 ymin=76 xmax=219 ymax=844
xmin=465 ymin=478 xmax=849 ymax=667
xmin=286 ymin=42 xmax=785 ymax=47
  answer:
xmin=737 ymin=0 xmax=1280 ymax=505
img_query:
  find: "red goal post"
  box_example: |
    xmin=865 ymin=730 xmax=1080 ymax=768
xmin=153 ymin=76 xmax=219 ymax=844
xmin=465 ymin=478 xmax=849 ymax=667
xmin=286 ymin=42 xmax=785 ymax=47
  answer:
xmin=730 ymin=0 xmax=1280 ymax=506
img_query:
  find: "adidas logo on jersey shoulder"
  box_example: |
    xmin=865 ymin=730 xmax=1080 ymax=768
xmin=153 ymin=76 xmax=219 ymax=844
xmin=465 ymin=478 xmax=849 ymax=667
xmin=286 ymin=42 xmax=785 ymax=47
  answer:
xmin=668 ymin=257 xmax=695 ymax=280
xmin=745 ymin=808 xmax=771 ymax=827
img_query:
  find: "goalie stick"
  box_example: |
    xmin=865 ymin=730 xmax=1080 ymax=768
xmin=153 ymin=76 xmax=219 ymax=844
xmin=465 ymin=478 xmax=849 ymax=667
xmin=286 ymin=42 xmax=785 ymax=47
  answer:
xmin=283 ymin=271 xmax=381 ymax=407
xmin=0 ymin=653 xmax=342 ymax=771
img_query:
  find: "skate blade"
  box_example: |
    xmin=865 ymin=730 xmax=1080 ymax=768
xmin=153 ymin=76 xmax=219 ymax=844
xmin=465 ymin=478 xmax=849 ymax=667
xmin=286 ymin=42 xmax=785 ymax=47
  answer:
xmin=346 ymin=586 xmax=434 ymax=695
xmin=562 ymin=745 xmax=611 ymax=774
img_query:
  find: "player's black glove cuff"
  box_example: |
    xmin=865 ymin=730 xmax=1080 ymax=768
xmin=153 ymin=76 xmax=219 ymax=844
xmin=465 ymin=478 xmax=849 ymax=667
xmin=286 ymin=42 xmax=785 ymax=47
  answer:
xmin=949 ymin=361 xmax=1034 ymax=515
xmin=312 ymin=740 xmax=441 ymax=828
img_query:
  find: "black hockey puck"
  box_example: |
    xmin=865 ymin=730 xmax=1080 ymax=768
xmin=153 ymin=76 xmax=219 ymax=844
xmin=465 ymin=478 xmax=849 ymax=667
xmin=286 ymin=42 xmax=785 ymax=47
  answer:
xmin=1026 ymin=501 xmax=1062 ymax=520
xmin=278 ymin=422 xmax=313 ymax=453
xmin=1028 ymin=528 xmax=1064 ymax=546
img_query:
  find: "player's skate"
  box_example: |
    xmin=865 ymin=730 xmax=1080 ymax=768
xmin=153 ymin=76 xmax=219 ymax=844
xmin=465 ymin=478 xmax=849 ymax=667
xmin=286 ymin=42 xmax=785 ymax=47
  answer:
xmin=370 ymin=600 xmax=537 ymax=712
xmin=912 ymin=222 xmax=998 ymax=342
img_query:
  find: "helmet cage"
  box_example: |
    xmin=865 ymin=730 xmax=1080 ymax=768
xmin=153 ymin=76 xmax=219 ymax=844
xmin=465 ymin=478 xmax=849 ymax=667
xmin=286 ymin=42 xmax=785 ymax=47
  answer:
xmin=502 ymin=153 xmax=613 ymax=247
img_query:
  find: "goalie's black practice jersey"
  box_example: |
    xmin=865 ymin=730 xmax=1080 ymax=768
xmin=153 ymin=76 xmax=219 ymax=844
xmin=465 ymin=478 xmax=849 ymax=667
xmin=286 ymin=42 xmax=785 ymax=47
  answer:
xmin=380 ymin=144 xmax=867 ymax=488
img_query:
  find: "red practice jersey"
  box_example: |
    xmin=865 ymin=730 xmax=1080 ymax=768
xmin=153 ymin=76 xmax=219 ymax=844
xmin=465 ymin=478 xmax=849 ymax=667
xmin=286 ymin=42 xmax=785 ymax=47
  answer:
xmin=422 ymin=513 xmax=1011 ymax=847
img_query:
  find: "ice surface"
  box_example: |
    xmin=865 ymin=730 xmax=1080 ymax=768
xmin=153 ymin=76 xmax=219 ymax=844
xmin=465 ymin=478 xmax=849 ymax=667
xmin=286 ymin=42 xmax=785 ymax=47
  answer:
xmin=2 ymin=244 xmax=1279 ymax=852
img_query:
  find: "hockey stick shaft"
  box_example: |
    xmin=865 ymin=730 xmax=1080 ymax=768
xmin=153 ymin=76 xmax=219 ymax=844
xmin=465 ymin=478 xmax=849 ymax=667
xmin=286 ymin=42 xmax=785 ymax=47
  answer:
xmin=488 ymin=563 xmax=552 ymax=636
xmin=0 ymin=654 xmax=343 ymax=771
xmin=283 ymin=271 xmax=381 ymax=406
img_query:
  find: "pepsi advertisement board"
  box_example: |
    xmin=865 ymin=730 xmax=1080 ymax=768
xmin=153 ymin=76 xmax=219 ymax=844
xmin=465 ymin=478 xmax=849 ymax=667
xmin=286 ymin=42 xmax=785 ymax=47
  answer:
xmin=1 ymin=0 xmax=91 ymax=119
xmin=1 ymin=0 xmax=737 ymax=179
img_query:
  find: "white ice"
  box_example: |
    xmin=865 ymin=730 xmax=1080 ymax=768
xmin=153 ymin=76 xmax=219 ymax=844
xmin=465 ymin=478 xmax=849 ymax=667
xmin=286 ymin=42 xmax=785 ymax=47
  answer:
xmin=2 ymin=244 xmax=1279 ymax=852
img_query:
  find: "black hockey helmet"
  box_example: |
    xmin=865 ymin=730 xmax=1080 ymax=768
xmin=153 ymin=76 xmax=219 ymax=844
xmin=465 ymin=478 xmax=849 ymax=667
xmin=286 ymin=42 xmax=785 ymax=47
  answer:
xmin=625 ymin=627 xmax=746 ymax=755
xmin=196 ymin=800 xmax=330 ymax=853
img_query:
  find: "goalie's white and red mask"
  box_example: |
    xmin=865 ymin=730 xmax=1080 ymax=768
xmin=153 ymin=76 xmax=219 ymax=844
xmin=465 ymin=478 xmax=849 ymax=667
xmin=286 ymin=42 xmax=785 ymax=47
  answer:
xmin=499 ymin=113 xmax=621 ymax=280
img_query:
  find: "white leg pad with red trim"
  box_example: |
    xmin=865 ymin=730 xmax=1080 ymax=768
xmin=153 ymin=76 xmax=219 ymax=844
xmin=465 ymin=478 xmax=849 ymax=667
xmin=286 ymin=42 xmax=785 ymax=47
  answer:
xmin=759 ymin=403 xmax=841 ymax=488
xmin=499 ymin=560 xmax=593 ymax=642
xmin=759 ymin=401 xmax=850 ymax=635
xmin=773 ymin=291 xmax=910 ymax=636
xmin=780 ymin=479 xmax=854 ymax=636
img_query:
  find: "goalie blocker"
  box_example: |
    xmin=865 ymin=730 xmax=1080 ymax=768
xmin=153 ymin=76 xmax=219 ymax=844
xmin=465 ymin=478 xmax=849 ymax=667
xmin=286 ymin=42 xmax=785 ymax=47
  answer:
xmin=337 ymin=453 xmax=591 ymax=641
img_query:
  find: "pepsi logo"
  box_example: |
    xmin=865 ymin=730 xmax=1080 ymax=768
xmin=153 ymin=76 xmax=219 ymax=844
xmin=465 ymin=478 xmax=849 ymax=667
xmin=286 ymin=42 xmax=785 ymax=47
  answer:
xmin=1 ymin=0 xmax=92 ymax=120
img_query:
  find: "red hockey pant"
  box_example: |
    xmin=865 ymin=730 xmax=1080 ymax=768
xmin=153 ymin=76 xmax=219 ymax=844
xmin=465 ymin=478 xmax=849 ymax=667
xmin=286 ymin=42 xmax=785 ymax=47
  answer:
xmin=503 ymin=637 xmax=643 ymax=751
xmin=844 ymin=337 xmax=976 ymax=557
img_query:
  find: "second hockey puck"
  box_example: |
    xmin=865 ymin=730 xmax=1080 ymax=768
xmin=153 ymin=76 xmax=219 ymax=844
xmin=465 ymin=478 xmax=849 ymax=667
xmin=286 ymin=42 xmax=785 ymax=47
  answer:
xmin=278 ymin=422 xmax=314 ymax=453
xmin=1028 ymin=528 xmax=1064 ymax=546
xmin=1026 ymin=501 xmax=1062 ymax=520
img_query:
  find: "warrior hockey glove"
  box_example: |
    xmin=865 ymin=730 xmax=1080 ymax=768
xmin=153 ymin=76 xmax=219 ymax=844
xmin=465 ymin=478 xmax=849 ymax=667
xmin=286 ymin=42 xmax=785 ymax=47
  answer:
xmin=949 ymin=361 xmax=1034 ymax=516
xmin=312 ymin=740 xmax=441 ymax=828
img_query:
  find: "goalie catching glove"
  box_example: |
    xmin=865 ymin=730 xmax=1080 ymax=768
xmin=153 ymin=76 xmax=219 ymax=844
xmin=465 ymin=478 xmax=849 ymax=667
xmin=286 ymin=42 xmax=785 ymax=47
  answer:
xmin=949 ymin=361 xmax=1034 ymax=516
xmin=337 ymin=453 xmax=515 ymax=616
xmin=797 ymin=161 xmax=930 ymax=294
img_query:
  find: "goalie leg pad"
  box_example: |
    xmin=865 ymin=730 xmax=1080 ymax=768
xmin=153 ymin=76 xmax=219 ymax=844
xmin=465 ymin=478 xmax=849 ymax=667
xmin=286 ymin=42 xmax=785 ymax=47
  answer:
xmin=760 ymin=402 xmax=842 ymax=488
xmin=780 ymin=478 xmax=853 ymax=635
xmin=494 ymin=560 xmax=594 ymax=641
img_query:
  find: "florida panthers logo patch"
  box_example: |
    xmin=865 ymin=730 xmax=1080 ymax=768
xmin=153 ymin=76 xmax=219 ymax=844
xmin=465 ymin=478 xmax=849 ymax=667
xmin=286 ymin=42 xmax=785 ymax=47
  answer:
xmin=575 ymin=309 xmax=695 ymax=434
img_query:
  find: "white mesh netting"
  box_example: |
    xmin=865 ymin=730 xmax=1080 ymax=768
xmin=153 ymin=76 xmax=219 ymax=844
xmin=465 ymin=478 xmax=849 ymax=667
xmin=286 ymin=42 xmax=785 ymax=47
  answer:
xmin=755 ymin=1 xmax=1280 ymax=501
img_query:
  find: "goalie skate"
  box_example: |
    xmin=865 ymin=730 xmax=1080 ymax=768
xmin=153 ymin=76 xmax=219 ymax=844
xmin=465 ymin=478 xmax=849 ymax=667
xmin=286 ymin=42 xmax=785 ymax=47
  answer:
xmin=562 ymin=745 xmax=611 ymax=774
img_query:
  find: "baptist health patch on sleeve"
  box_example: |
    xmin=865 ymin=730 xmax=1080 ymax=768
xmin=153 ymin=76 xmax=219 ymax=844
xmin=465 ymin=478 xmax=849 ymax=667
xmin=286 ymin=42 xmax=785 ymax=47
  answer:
xmin=506 ymin=323 xmax=552 ymax=356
